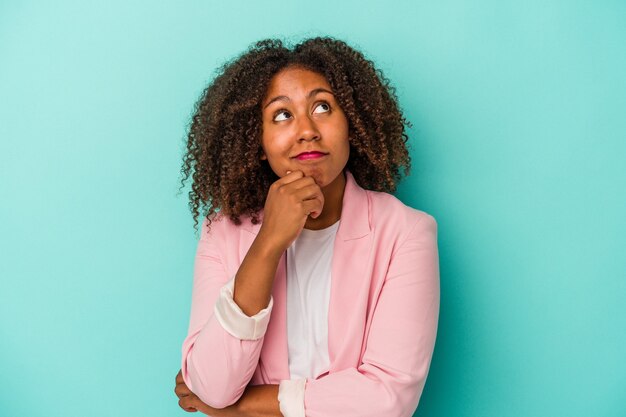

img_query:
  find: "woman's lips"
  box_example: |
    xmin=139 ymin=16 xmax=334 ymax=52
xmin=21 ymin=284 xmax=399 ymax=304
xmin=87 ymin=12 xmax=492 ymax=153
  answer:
xmin=295 ymin=152 xmax=328 ymax=161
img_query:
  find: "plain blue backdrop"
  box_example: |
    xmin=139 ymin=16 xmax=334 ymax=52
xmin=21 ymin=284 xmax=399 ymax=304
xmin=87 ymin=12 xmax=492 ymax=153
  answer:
xmin=1 ymin=1 xmax=625 ymax=416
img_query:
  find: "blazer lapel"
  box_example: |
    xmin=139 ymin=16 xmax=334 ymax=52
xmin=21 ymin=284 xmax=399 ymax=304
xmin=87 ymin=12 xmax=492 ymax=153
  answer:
xmin=327 ymin=170 xmax=373 ymax=372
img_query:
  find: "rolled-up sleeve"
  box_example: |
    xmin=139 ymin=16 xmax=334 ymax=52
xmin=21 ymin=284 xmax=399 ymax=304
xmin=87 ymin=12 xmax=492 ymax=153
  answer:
xmin=214 ymin=275 xmax=273 ymax=340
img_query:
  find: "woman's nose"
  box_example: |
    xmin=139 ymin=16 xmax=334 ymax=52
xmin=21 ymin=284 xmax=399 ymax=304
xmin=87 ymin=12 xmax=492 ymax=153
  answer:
xmin=297 ymin=115 xmax=320 ymax=142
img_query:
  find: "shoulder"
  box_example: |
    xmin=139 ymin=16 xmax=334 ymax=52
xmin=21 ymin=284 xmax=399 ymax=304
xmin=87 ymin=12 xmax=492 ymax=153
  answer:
xmin=365 ymin=189 xmax=437 ymax=229
xmin=364 ymin=189 xmax=438 ymax=250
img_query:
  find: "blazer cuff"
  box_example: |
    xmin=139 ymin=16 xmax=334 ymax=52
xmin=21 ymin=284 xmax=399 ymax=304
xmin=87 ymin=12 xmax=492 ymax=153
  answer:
xmin=278 ymin=378 xmax=306 ymax=417
xmin=213 ymin=275 xmax=273 ymax=340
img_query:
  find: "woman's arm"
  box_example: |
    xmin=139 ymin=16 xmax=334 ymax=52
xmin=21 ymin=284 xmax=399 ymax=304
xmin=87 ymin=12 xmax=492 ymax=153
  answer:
xmin=181 ymin=171 xmax=325 ymax=410
xmin=181 ymin=216 xmax=281 ymax=409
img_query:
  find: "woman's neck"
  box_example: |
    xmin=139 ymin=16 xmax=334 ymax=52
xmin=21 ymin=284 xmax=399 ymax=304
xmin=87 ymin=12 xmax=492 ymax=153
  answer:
xmin=304 ymin=171 xmax=346 ymax=230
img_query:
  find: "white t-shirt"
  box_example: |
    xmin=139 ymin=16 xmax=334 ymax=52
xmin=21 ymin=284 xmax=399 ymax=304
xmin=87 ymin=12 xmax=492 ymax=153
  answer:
xmin=285 ymin=220 xmax=339 ymax=380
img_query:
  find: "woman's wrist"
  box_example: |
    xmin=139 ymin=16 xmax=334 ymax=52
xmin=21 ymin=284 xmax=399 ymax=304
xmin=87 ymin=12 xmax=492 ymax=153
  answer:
xmin=235 ymin=384 xmax=282 ymax=417
xmin=231 ymin=227 xmax=284 ymax=317
xmin=255 ymin=227 xmax=288 ymax=258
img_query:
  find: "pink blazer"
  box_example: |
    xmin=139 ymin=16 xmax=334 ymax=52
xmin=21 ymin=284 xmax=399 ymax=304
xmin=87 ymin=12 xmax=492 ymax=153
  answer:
xmin=181 ymin=170 xmax=440 ymax=417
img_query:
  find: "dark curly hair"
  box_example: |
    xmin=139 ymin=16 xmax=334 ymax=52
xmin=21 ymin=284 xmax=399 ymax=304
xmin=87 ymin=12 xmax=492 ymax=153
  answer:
xmin=179 ymin=36 xmax=413 ymax=233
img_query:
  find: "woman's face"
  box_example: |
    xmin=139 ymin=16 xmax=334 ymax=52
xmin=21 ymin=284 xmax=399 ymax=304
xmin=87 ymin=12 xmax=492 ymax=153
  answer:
xmin=260 ymin=66 xmax=350 ymax=188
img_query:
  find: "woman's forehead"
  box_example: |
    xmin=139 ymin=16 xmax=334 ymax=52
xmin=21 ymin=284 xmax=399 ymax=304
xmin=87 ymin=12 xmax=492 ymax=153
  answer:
xmin=263 ymin=67 xmax=333 ymax=104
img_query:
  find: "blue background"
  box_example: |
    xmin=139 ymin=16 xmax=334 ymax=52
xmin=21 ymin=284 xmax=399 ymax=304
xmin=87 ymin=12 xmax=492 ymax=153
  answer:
xmin=1 ymin=1 xmax=625 ymax=416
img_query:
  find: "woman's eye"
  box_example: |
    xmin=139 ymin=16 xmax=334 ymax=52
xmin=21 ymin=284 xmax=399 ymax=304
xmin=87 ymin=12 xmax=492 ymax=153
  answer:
xmin=273 ymin=110 xmax=291 ymax=122
xmin=314 ymin=102 xmax=331 ymax=114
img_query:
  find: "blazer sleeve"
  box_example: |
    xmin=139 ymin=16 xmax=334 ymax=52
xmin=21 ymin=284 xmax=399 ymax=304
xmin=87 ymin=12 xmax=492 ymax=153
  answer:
xmin=180 ymin=217 xmax=273 ymax=409
xmin=302 ymin=213 xmax=440 ymax=417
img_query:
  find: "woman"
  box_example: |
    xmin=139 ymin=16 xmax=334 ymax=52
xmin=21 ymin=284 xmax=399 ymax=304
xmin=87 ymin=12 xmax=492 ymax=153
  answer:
xmin=174 ymin=37 xmax=440 ymax=417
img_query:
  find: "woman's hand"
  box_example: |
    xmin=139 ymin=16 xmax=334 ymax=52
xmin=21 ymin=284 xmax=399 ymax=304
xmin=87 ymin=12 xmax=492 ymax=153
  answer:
xmin=175 ymin=370 xmax=230 ymax=415
xmin=175 ymin=369 xmax=204 ymax=413
xmin=258 ymin=170 xmax=324 ymax=253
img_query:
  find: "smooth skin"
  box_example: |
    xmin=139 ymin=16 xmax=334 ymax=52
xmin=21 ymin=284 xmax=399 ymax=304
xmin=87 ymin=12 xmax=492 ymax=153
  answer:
xmin=175 ymin=66 xmax=351 ymax=415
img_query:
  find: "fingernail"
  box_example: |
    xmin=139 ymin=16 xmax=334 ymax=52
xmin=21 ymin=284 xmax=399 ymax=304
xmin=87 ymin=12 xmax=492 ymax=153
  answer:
xmin=286 ymin=170 xmax=292 ymax=174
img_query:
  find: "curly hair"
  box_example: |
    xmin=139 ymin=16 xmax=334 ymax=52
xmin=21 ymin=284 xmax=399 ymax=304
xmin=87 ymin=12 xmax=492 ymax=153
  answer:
xmin=179 ymin=36 xmax=413 ymax=233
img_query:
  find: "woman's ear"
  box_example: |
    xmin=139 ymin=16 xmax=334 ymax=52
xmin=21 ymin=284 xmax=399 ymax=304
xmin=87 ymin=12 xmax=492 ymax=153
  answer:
xmin=260 ymin=152 xmax=267 ymax=161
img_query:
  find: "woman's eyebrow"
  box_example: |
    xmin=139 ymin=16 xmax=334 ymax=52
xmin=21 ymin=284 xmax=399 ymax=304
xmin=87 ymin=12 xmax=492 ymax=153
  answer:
xmin=263 ymin=88 xmax=334 ymax=110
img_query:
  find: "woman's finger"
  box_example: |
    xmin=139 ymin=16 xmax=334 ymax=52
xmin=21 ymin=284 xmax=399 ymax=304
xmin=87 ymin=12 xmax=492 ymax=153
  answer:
xmin=175 ymin=382 xmax=192 ymax=398
xmin=288 ymin=174 xmax=317 ymax=190
xmin=279 ymin=169 xmax=303 ymax=184
xmin=302 ymin=198 xmax=324 ymax=218
xmin=293 ymin=182 xmax=323 ymax=202
xmin=178 ymin=395 xmax=199 ymax=412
